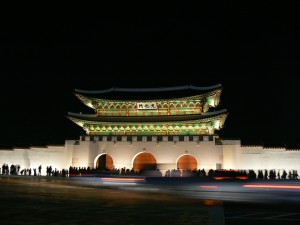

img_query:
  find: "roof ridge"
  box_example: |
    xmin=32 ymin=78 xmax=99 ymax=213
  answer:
xmin=75 ymin=84 xmax=222 ymax=94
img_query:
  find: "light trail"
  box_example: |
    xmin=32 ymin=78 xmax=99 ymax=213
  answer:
xmin=199 ymin=185 xmax=218 ymax=189
xmin=101 ymin=177 xmax=145 ymax=181
xmin=243 ymin=184 xmax=300 ymax=189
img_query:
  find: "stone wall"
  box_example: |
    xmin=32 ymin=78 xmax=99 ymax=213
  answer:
xmin=1 ymin=136 xmax=300 ymax=176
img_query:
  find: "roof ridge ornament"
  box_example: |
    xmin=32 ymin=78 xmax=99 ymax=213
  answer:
xmin=75 ymin=84 xmax=222 ymax=94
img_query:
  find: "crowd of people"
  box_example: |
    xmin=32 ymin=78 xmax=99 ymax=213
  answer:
xmin=1 ymin=163 xmax=299 ymax=180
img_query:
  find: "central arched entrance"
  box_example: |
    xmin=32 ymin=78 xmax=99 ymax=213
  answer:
xmin=95 ymin=154 xmax=114 ymax=170
xmin=133 ymin=152 xmax=157 ymax=172
xmin=177 ymin=154 xmax=197 ymax=171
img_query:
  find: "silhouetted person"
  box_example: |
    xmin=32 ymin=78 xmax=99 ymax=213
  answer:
xmin=38 ymin=165 xmax=42 ymax=176
xmin=281 ymin=170 xmax=287 ymax=179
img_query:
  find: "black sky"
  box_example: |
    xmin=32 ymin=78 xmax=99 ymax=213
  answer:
xmin=0 ymin=2 xmax=299 ymax=147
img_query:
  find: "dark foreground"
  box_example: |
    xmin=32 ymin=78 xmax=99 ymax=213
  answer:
xmin=224 ymin=201 xmax=300 ymax=225
xmin=0 ymin=176 xmax=209 ymax=225
xmin=1 ymin=176 xmax=300 ymax=225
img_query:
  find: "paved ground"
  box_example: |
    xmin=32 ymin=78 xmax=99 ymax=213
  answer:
xmin=0 ymin=176 xmax=209 ymax=225
xmin=1 ymin=175 xmax=300 ymax=225
xmin=224 ymin=201 xmax=300 ymax=225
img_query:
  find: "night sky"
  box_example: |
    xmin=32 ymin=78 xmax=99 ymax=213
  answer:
xmin=1 ymin=3 xmax=299 ymax=147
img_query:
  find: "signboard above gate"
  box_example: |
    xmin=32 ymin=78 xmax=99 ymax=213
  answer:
xmin=137 ymin=102 xmax=157 ymax=110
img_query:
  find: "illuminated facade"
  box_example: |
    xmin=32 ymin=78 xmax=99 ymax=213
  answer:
xmin=1 ymin=85 xmax=300 ymax=176
xmin=67 ymin=85 xmax=227 ymax=136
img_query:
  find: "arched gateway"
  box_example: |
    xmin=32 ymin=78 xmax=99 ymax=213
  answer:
xmin=95 ymin=154 xmax=114 ymax=170
xmin=177 ymin=154 xmax=197 ymax=171
xmin=133 ymin=152 xmax=157 ymax=172
xmin=2 ymin=85 xmax=300 ymax=180
xmin=67 ymin=85 xmax=228 ymax=173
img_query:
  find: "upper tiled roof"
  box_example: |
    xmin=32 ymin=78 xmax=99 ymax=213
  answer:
xmin=74 ymin=84 xmax=222 ymax=100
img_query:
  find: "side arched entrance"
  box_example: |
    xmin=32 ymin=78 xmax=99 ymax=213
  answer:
xmin=95 ymin=154 xmax=114 ymax=170
xmin=177 ymin=154 xmax=197 ymax=171
xmin=133 ymin=152 xmax=157 ymax=172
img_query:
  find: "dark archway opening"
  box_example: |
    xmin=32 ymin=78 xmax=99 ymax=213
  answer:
xmin=96 ymin=154 xmax=114 ymax=170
